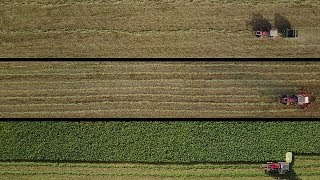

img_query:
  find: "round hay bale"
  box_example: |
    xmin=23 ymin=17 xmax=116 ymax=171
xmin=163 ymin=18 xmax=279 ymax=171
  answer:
xmin=286 ymin=152 xmax=293 ymax=163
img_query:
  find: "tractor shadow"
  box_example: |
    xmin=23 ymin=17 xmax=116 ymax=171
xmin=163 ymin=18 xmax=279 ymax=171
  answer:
xmin=246 ymin=13 xmax=293 ymax=37
xmin=274 ymin=13 xmax=292 ymax=37
xmin=246 ymin=13 xmax=272 ymax=31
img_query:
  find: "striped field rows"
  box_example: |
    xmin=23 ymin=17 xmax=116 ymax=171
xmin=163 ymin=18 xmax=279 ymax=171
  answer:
xmin=0 ymin=155 xmax=319 ymax=179
xmin=1 ymin=61 xmax=319 ymax=118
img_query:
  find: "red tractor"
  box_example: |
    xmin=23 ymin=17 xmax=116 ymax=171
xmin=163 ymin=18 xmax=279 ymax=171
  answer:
xmin=280 ymin=87 xmax=316 ymax=109
xmin=261 ymin=162 xmax=290 ymax=175
xmin=255 ymin=28 xmax=278 ymax=38
xmin=261 ymin=152 xmax=292 ymax=176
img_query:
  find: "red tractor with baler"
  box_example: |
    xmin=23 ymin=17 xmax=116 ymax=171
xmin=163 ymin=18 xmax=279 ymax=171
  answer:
xmin=261 ymin=152 xmax=292 ymax=176
xmin=255 ymin=28 xmax=298 ymax=38
xmin=280 ymin=87 xmax=317 ymax=110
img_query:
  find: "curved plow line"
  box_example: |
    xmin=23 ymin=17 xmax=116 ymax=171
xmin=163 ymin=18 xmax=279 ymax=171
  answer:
xmin=1 ymin=109 xmax=298 ymax=114
xmin=2 ymin=72 xmax=320 ymax=76
xmin=0 ymin=86 xmax=299 ymax=92
xmin=1 ymin=79 xmax=320 ymax=84
xmin=0 ymin=101 xmax=279 ymax=107
xmin=0 ymin=171 xmax=267 ymax=177
xmin=0 ymin=94 xmax=275 ymax=99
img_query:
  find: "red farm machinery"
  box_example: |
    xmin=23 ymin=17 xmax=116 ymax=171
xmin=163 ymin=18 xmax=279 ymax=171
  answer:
xmin=261 ymin=152 xmax=293 ymax=175
xmin=280 ymin=87 xmax=317 ymax=110
xmin=256 ymin=28 xmax=298 ymax=38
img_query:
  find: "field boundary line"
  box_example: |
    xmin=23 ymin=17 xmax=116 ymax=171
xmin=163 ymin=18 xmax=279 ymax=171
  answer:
xmin=0 ymin=108 xmax=298 ymax=115
xmin=1 ymin=62 xmax=319 ymax=67
xmin=0 ymin=101 xmax=279 ymax=107
xmin=0 ymin=28 xmax=246 ymax=36
xmin=0 ymin=162 xmax=258 ymax=169
xmin=0 ymin=170 xmax=267 ymax=178
xmin=0 ymin=1 xmax=318 ymax=7
xmin=0 ymin=79 xmax=320 ymax=84
xmin=0 ymin=94 xmax=275 ymax=99
xmin=1 ymin=170 xmax=316 ymax=177
xmin=0 ymin=86 xmax=301 ymax=92
xmin=1 ymin=72 xmax=320 ymax=76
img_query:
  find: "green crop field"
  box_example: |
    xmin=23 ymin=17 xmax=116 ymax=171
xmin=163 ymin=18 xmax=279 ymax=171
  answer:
xmin=1 ymin=61 xmax=320 ymax=118
xmin=1 ymin=121 xmax=320 ymax=162
xmin=1 ymin=121 xmax=320 ymax=179
xmin=1 ymin=0 xmax=320 ymax=57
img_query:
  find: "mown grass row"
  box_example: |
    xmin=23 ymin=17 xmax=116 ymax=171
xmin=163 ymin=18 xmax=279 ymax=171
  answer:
xmin=1 ymin=73 xmax=319 ymax=81
xmin=1 ymin=62 xmax=319 ymax=117
xmin=1 ymin=122 xmax=320 ymax=162
xmin=0 ymin=163 xmax=320 ymax=178
xmin=1 ymin=2 xmax=319 ymax=57
xmin=1 ymin=0 xmax=318 ymax=6
xmin=0 ymin=86 xmax=303 ymax=96
xmin=1 ymin=109 xmax=303 ymax=118
xmin=2 ymin=171 xmax=320 ymax=178
xmin=2 ymin=62 xmax=320 ymax=73
xmin=0 ymin=171 xmax=270 ymax=178
xmin=1 ymin=156 xmax=320 ymax=180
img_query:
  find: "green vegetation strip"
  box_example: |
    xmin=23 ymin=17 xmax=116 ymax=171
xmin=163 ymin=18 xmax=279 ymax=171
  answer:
xmin=0 ymin=171 xmax=267 ymax=178
xmin=0 ymin=161 xmax=319 ymax=169
xmin=1 ymin=171 xmax=320 ymax=178
xmin=1 ymin=122 xmax=320 ymax=163
xmin=0 ymin=162 xmax=257 ymax=169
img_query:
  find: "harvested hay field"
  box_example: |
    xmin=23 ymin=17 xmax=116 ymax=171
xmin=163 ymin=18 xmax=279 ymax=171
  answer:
xmin=0 ymin=155 xmax=320 ymax=180
xmin=0 ymin=61 xmax=319 ymax=118
xmin=0 ymin=0 xmax=320 ymax=57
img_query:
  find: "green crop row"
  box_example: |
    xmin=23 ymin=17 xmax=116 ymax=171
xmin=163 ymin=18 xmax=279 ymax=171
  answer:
xmin=0 ymin=121 xmax=319 ymax=163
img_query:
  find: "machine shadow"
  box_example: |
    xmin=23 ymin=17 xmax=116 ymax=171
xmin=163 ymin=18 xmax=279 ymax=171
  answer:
xmin=274 ymin=13 xmax=292 ymax=36
xmin=247 ymin=13 xmax=272 ymax=31
xmin=274 ymin=13 xmax=291 ymax=31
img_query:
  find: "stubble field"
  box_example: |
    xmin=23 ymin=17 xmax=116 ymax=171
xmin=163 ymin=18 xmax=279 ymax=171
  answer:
xmin=1 ymin=61 xmax=319 ymax=118
xmin=1 ymin=156 xmax=320 ymax=180
xmin=1 ymin=0 xmax=320 ymax=57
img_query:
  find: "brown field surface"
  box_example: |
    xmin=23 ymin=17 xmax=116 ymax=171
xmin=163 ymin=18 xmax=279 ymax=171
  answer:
xmin=0 ymin=61 xmax=319 ymax=118
xmin=0 ymin=0 xmax=320 ymax=57
xmin=0 ymin=155 xmax=319 ymax=180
